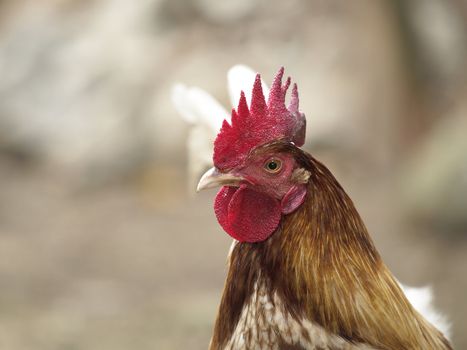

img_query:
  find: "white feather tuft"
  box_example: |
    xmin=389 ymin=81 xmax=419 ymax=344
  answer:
xmin=173 ymin=65 xmax=267 ymax=186
xmin=171 ymin=84 xmax=229 ymax=131
xmin=227 ymin=64 xmax=269 ymax=108
xmin=401 ymin=283 xmax=451 ymax=339
xmin=171 ymin=83 xmax=230 ymax=188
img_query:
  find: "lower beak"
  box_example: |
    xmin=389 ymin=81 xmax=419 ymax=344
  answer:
xmin=197 ymin=167 xmax=244 ymax=192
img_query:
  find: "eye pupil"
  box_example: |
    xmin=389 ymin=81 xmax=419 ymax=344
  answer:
xmin=264 ymin=158 xmax=282 ymax=173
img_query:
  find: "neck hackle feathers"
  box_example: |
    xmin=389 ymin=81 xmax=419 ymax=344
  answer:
xmin=213 ymin=67 xmax=306 ymax=170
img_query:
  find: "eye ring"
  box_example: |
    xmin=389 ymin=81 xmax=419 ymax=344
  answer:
xmin=264 ymin=158 xmax=282 ymax=173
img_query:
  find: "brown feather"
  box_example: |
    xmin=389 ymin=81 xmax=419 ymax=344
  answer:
xmin=210 ymin=142 xmax=452 ymax=350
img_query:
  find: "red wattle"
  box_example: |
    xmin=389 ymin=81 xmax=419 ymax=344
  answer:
xmin=214 ymin=186 xmax=282 ymax=242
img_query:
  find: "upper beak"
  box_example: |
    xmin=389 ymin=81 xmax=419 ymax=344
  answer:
xmin=197 ymin=167 xmax=244 ymax=192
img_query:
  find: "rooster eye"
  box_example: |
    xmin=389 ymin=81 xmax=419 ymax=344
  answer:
xmin=264 ymin=159 xmax=282 ymax=173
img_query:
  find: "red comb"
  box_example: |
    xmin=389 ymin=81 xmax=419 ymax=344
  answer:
xmin=213 ymin=67 xmax=306 ymax=170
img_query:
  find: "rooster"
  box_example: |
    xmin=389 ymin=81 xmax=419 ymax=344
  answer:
xmin=175 ymin=67 xmax=452 ymax=349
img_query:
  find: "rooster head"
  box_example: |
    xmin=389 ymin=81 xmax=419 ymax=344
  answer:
xmin=197 ymin=68 xmax=309 ymax=243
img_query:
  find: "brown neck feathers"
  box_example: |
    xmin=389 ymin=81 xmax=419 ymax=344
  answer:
xmin=210 ymin=146 xmax=452 ymax=350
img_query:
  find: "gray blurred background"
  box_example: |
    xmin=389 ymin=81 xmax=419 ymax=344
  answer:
xmin=0 ymin=0 xmax=466 ymax=349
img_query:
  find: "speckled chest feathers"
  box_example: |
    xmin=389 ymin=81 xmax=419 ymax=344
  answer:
xmin=209 ymin=145 xmax=451 ymax=350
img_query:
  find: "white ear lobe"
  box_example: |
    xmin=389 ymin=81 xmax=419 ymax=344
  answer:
xmin=227 ymin=65 xmax=270 ymax=108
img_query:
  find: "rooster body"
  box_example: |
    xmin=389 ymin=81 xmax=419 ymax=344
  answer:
xmin=209 ymin=143 xmax=451 ymax=350
xmin=180 ymin=67 xmax=451 ymax=349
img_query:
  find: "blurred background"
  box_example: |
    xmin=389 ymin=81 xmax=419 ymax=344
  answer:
xmin=0 ymin=0 xmax=466 ymax=348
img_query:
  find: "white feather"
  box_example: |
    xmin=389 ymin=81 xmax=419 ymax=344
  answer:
xmin=185 ymin=126 xmax=215 ymax=186
xmin=172 ymin=65 xmax=268 ymax=185
xmin=400 ymin=283 xmax=450 ymax=338
xmin=171 ymin=83 xmax=229 ymax=132
xmin=227 ymin=64 xmax=270 ymax=109
xmin=171 ymin=83 xmax=230 ymax=186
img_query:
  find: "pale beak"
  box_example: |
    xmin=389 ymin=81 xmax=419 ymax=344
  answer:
xmin=197 ymin=167 xmax=244 ymax=192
